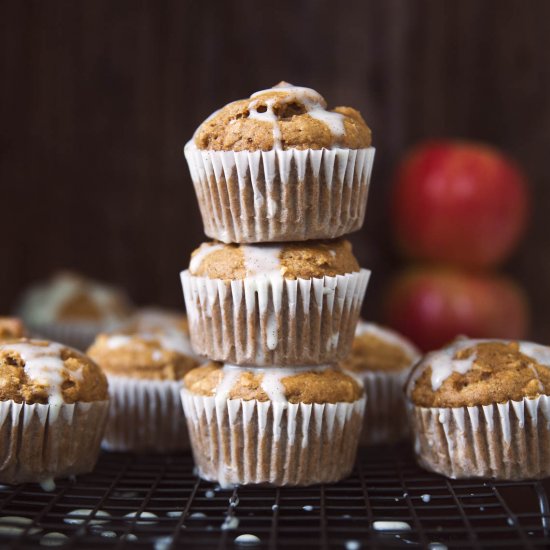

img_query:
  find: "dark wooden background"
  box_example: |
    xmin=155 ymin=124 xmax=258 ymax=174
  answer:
xmin=2 ymin=1 xmax=550 ymax=339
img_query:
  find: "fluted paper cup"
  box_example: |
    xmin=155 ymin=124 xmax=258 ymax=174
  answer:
xmin=0 ymin=400 xmax=109 ymax=485
xmin=181 ymin=269 xmax=370 ymax=366
xmin=359 ymin=369 xmax=410 ymax=445
xmin=103 ymin=376 xmax=188 ymax=452
xmin=410 ymin=395 xmax=550 ymax=479
xmin=184 ymin=142 xmax=375 ymax=243
xmin=181 ymin=389 xmax=365 ymax=487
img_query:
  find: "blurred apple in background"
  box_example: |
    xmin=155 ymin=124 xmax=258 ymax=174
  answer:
xmin=391 ymin=141 xmax=530 ymax=268
xmin=384 ymin=266 xmax=529 ymax=352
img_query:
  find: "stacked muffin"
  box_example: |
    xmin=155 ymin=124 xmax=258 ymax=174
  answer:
xmin=180 ymin=82 xmax=375 ymax=486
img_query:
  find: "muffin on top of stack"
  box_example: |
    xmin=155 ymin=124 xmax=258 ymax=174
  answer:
xmin=180 ymin=82 xmax=375 ymax=486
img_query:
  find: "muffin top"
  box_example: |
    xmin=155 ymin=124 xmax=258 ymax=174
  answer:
xmin=19 ymin=272 xmax=133 ymax=325
xmin=0 ymin=318 xmax=26 ymax=340
xmin=124 ymin=308 xmax=189 ymax=334
xmin=407 ymin=339 xmax=550 ymax=408
xmin=184 ymin=363 xmax=363 ymax=404
xmin=87 ymin=333 xmax=199 ymax=381
xmin=193 ymin=82 xmax=372 ymax=152
xmin=342 ymin=321 xmax=420 ymax=373
xmin=189 ymin=239 xmax=359 ymax=280
xmin=0 ymin=339 xmax=108 ymax=405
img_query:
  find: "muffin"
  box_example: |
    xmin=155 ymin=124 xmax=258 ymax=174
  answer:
xmin=342 ymin=321 xmax=420 ymax=445
xmin=0 ymin=339 xmax=109 ymax=485
xmin=185 ymin=82 xmax=375 ymax=243
xmin=181 ymin=239 xmax=370 ymax=365
xmin=181 ymin=362 xmax=365 ymax=486
xmin=87 ymin=332 xmax=199 ymax=451
xmin=0 ymin=318 xmax=26 ymax=340
xmin=18 ymin=272 xmax=133 ymax=350
xmin=407 ymin=338 xmax=550 ymax=479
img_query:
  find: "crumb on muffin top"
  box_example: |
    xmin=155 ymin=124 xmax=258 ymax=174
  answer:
xmin=184 ymin=363 xmax=363 ymax=404
xmin=87 ymin=333 xmax=199 ymax=381
xmin=0 ymin=339 xmax=108 ymax=405
xmin=19 ymin=272 xmax=133 ymax=324
xmin=0 ymin=318 xmax=26 ymax=340
xmin=407 ymin=340 xmax=550 ymax=408
xmin=193 ymin=82 xmax=372 ymax=151
xmin=342 ymin=321 xmax=420 ymax=373
xmin=188 ymin=239 xmax=360 ymax=280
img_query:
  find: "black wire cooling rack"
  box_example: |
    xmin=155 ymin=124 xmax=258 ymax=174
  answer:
xmin=0 ymin=445 xmax=549 ymax=549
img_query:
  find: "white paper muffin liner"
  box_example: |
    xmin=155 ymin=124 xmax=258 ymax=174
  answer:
xmin=181 ymin=269 xmax=370 ymax=366
xmin=359 ymin=369 xmax=410 ymax=445
xmin=181 ymin=389 xmax=366 ymax=486
xmin=103 ymin=376 xmax=188 ymax=452
xmin=0 ymin=400 xmax=109 ymax=485
xmin=410 ymin=395 xmax=550 ymax=479
xmin=184 ymin=142 xmax=375 ymax=243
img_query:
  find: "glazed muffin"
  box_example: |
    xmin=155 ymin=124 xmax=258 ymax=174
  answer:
xmin=0 ymin=339 xmax=109 ymax=485
xmin=181 ymin=362 xmax=365 ymax=486
xmin=0 ymin=318 xmax=26 ymax=340
xmin=342 ymin=321 xmax=420 ymax=445
xmin=87 ymin=332 xmax=199 ymax=451
xmin=18 ymin=272 xmax=133 ymax=350
xmin=181 ymin=239 xmax=370 ymax=365
xmin=407 ymin=339 xmax=550 ymax=479
xmin=185 ymin=82 xmax=375 ymax=243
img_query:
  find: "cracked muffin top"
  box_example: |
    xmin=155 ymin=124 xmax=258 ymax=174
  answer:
xmin=342 ymin=321 xmax=420 ymax=373
xmin=188 ymin=239 xmax=360 ymax=280
xmin=184 ymin=363 xmax=363 ymax=404
xmin=192 ymin=82 xmax=372 ymax=151
xmin=407 ymin=339 xmax=550 ymax=408
xmin=0 ymin=339 xmax=108 ymax=404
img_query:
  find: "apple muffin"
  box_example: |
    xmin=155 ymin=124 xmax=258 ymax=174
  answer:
xmin=0 ymin=339 xmax=108 ymax=485
xmin=342 ymin=321 xmax=419 ymax=445
xmin=18 ymin=272 xmax=133 ymax=350
xmin=181 ymin=362 xmax=365 ymax=486
xmin=407 ymin=338 xmax=550 ymax=479
xmin=87 ymin=332 xmax=199 ymax=451
xmin=0 ymin=318 xmax=26 ymax=340
xmin=181 ymin=239 xmax=370 ymax=365
xmin=185 ymin=82 xmax=375 ymax=243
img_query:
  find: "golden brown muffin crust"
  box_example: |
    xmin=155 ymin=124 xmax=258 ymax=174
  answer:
xmin=87 ymin=333 xmax=198 ymax=381
xmin=193 ymin=83 xmax=372 ymax=151
xmin=0 ymin=318 xmax=26 ymax=340
xmin=343 ymin=332 xmax=417 ymax=373
xmin=410 ymin=341 xmax=550 ymax=408
xmin=184 ymin=363 xmax=363 ymax=404
xmin=0 ymin=339 xmax=108 ymax=404
xmin=189 ymin=239 xmax=359 ymax=280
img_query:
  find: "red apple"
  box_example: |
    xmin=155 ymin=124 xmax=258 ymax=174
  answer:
xmin=391 ymin=141 xmax=530 ymax=268
xmin=384 ymin=266 xmax=530 ymax=352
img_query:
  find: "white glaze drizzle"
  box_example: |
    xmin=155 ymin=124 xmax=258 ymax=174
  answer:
xmin=0 ymin=341 xmax=84 ymax=406
xmin=241 ymin=245 xmax=282 ymax=277
xmin=249 ymin=82 xmax=345 ymax=149
xmin=216 ymin=364 xmax=332 ymax=403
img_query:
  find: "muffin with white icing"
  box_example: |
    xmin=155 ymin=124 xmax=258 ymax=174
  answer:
xmin=181 ymin=362 xmax=365 ymax=486
xmin=87 ymin=332 xmax=199 ymax=451
xmin=407 ymin=339 xmax=550 ymax=479
xmin=341 ymin=321 xmax=420 ymax=445
xmin=185 ymin=82 xmax=375 ymax=243
xmin=0 ymin=339 xmax=109 ymax=485
xmin=18 ymin=272 xmax=133 ymax=350
xmin=181 ymin=239 xmax=370 ymax=365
